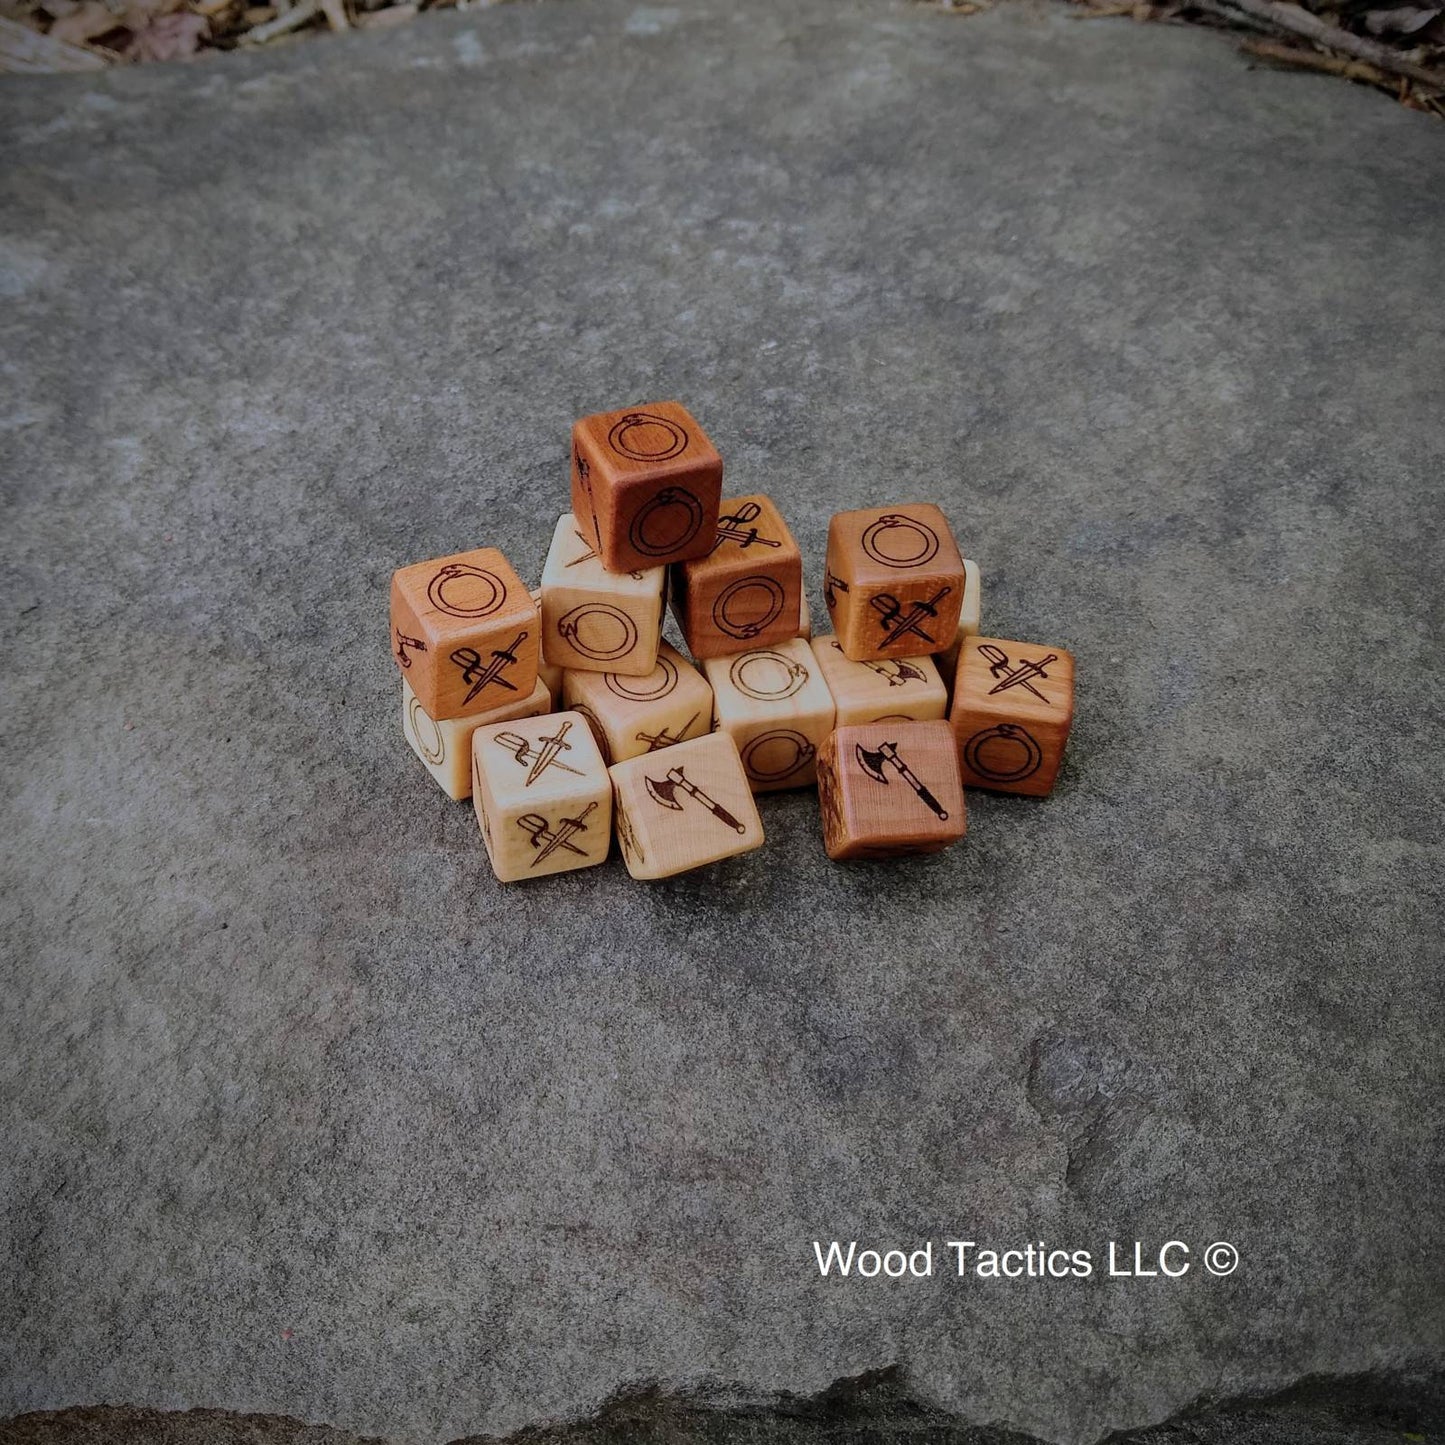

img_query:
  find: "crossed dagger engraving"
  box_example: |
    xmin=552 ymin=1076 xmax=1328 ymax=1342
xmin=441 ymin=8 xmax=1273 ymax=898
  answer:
xmin=710 ymin=501 xmax=782 ymax=553
xmin=635 ymin=713 xmax=700 ymax=752
xmin=644 ymin=765 xmax=746 ymax=833
xmin=855 ymin=741 xmax=949 ymax=820
xmin=516 ymin=800 xmax=598 ymax=866
xmin=450 ymin=630 xmax=527 ymax=705
xmin=493 ymin=718 xmax=582 ymax=785
xmin=870 ymin=585 xmax=952 ymax=649
xmin=978 ymin=644 xmax=1059 ymax=704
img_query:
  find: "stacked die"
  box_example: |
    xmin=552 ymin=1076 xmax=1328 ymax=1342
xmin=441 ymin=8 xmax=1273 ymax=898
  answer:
xmin=389 ymin=400 xmax=1076 ymax=884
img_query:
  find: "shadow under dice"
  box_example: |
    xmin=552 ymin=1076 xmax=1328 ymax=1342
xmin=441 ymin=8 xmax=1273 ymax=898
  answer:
xmin=540 ymin=512 xmax=665 ymax=677
xmin=703 ymin=637 xmax=835 ymax=793
xmin=569 ymin=401 xmax=723 ymax=574
xmin=560 ymin=641 xmax=714 ymax=766
xmin=390 ymin=547 xmax=539 ymax=720
xmin=470 ymin=710 xmax=612 ymax=882
xmin=949 ymin=636 xmax=1075 ymax=797
xmin=817 ymin=720 xmax=967 ymax=861
xmin=824 ymin=504 xmax=965 ymax=663
xmin=608 ymin=733 xmax=764 ymax=880
xmin=669 ymin=493 xmax=803 ymax=659
xmin=810 ymin=633 xmax=947 ymax=728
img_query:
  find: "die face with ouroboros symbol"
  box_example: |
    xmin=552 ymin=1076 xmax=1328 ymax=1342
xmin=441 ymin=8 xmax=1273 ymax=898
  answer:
xmin=948 ymin=635 xmax=1075 ymax=797
xmin=470 ymin=710 xmax=612 ymax=883
xmin=669 ymin=493 xmax=804 ymax=660
xmin=569 ymin=401 xmax=723 ymax=573
xmin=703 ymin=638 xmax=836 ymax=794
xmin=390 ymin=547 xmax=540 ymax=721
xmin=540 ymin=513 xmax=665 ymax=678
xmin=823 ymin=504 xmax=965 ymax=664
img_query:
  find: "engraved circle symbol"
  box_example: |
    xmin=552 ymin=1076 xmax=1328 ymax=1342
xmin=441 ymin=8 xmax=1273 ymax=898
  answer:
xmin=604 ymin=654 xmax=679 ymax=701
xmin=861 ymin=514 xmax=940 ymax=569
xmin=427 ymin=563 xmax=506 ymax=619
xmin=628 ymin=487 xmax=704 ymax=557
xmin=558 ymin=603 xmax=639 ymax=662
xmin=608 ymin=411 xmax=688 ymax=462
xmin=408 ymin=695 xmax=445 ymax=766
xmin=963 ymin=723 xmax=1043 ymax=782
xmin=729 ymin=650 xmax=808 ymax=701
xmin=712 ymin=575 xmax=786 ymax=641
xmin=742 ymin=729 xmax=816 ymax=783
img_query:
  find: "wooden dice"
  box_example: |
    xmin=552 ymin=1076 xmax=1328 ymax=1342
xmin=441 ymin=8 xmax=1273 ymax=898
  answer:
xmin=824 ymin=505 xmax=965 ymax=662
xmin=561 ymin=641 xmax=714 ymax=766
xmin=703 ymin=638 xmax=835 ymax=792
xmin=570 ymin=401 xmax=723 ymax=574
xmin=402 ymin=676 xmax=551 ymax=801
xmin=471 ymin=710 xmax=612 ymax=881
xmin=669 ymin=494 xmax=803 ymax=659
xmin=540 ymin=513 xmax=665 ymax=677
xmin=937 ymin=558 xmax=982 ymax=704
xmin=391 ymin=548 xmax=538 ymax=719
xmin=810 ymin=634 xmax=946 ymax=728
xmin=817 ymin=721 xmax=967 ymax=861
xmin=609 ymin=733 xmax=764 ymax=880
xmin=949 ymin=636 xmax=1074 ymax=796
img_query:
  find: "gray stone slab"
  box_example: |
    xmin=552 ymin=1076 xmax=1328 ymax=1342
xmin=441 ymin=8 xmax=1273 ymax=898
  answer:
xmin=1 ymin=1 xmax=1442 ymax=1442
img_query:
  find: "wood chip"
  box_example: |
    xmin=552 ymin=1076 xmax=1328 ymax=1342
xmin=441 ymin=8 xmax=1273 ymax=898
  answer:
xmin=0 ymin=10 xmax=108 ymax=66
xmin=355 ymin=2 xmax=411 ymax=23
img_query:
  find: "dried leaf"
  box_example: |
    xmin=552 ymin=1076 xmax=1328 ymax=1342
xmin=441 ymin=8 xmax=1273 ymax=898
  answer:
xmin=123 ymin=6 xmax=203 ymax=56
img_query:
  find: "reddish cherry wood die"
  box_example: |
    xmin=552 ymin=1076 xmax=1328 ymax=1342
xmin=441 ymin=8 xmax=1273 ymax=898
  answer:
xmin=570 ymin=401 xmax=723 ymax=574
xmin=949 ymin=636 xmax=1075 ymax=796
xmin=823 ymin=504 xmax=965 ymax=663
xmin=670 ymin=493 xmax=803 ymax=659
xmin=816 ymin=721 xmax=966 ymax=861
xmin=390 ymin=548 xmax=539 ymax=721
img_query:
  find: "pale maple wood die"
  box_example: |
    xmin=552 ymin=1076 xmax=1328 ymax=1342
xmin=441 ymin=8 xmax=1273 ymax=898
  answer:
xmin=797 ymin=593 xmax=813 ymax=640
xmin=823 ymin=504 xmax=965 ymax=663
xmin=609 ymin=733 xmax=764 ymax=880
xmin=540 ymin=513 xmax=665 ymax=677
xmin=529 ymin=588 xmax=565 ymax=705
xmin=949 ymin=635 xmax=1075 ymax=797
xmin=570 ymin=401 xmax=723 ymax=574
xmin=937 ymin=559 xmax=982 ymax=704
xmin=561 ymin=641 xmax=714 ymax=766
xmin=391 ymin=547 xmax=539 ymax=720
xmin=703 ymin=638 xmax=835 ymax=792
xmin=669 ymin=494 xmax=803 ymax=659
xmin=470 ymin=710 xmax=611 ymax=882
xmin=817 ymin=721 xmax=966 ymax=861
xmin=402 ymin=677 xmax=551 ymax=801
xmin=810 ymin=633 xmax=947 ymax=728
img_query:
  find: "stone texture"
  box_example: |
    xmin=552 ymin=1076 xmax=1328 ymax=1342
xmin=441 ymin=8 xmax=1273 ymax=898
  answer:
xmin=1 ymin=0 xmax=1442 ymax=1442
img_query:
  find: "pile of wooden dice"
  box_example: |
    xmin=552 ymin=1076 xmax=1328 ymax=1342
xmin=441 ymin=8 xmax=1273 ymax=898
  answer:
xmin=390 ymin=401 xmax=1075 ymax=882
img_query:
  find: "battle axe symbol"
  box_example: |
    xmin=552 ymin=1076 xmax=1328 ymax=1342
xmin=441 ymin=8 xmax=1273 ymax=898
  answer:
xmin=644 ymin=765 xmax=747 ymax=834
xmin=855 ymin=741 xmax=950 ymax=820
